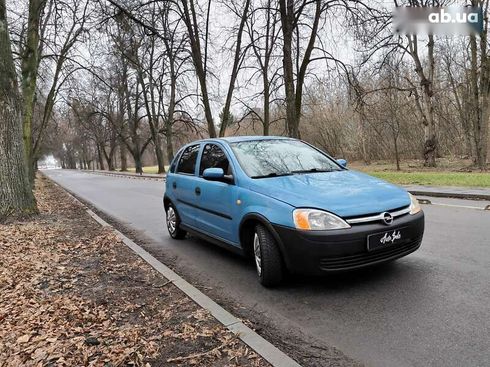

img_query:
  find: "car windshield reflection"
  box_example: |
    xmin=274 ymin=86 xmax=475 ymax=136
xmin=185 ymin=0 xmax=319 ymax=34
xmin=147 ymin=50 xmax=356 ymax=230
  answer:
xmin=230 ymin=139 xmax=342 ymax=179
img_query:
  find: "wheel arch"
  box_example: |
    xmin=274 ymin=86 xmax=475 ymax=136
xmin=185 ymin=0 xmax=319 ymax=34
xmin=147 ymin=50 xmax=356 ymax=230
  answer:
xmin=163 ymin=195 xmax=171 ymax=211
xmin=239 ymin=213 xmax=289 ymax=266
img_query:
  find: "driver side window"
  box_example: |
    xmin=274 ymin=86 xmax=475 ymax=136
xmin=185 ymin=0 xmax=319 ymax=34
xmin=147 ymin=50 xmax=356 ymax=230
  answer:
xmin=199 ymin=144 xmax=231 ymax=176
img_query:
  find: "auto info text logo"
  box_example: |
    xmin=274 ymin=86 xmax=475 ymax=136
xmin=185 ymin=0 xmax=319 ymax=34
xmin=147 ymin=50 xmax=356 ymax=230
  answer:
xmin=393 ymin=6 xmax=483 ymax=35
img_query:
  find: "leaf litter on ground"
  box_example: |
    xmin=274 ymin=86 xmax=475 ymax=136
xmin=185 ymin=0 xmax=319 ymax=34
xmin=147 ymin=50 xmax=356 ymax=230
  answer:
xmin=0 ymin=175 xmax=269 ymax=367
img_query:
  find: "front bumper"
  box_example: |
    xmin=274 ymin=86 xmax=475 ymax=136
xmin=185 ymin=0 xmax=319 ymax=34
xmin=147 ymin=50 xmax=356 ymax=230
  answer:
xmin=273 ymin=211 xmax=424 ymax=275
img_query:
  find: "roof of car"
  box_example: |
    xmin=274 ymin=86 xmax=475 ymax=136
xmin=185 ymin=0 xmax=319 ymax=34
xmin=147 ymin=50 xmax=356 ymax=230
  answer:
xmin=200 ymin=136 xmax=294 ymax=144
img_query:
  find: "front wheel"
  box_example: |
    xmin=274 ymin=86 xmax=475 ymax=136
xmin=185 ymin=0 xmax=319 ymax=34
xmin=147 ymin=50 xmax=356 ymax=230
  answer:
xmin=254 ymin=224 xmax=284 ymax=287
xmin=166 ymin=203 xmax=187 ymax=239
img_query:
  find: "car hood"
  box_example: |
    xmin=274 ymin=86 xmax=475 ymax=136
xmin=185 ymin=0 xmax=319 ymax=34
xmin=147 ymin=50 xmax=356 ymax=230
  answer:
xmin=248 ymin=170 xmax=410 ymax=218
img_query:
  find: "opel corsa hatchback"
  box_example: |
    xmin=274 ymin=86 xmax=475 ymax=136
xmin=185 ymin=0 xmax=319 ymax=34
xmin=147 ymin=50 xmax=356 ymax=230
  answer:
xmin=163 ymin=137 xmax=424 ymax=287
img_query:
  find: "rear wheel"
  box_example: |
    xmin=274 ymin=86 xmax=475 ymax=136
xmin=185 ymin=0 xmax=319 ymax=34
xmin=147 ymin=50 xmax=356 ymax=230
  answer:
xmin=254 ymin=224 xmax=283 ymax=287
xmin=166 ymin=203 xmax=186 ymax=239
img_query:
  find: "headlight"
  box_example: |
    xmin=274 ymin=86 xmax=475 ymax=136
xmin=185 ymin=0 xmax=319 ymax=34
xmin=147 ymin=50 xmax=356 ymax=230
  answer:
xmin=409 ymin=193 xmax=421 ymax=215
xmin=293 ymin=209 xmax=351 ymax=230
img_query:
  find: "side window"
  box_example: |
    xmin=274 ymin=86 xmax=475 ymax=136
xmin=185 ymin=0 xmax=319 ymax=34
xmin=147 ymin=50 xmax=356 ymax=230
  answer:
xmin=177 ymin=145 xmax=199 ymax=175
xmin=199 ymin=144 xmax=231 ymax=176
xmin=169 ymin=149 xmax=183 ymax=173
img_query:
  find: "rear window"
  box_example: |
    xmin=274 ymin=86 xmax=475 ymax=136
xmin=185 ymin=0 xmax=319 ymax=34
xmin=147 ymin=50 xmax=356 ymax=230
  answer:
xmin=169 ymin=149 xmax=183 ymax=173
xmin=176 ymin=145 xmax=199 ymax=175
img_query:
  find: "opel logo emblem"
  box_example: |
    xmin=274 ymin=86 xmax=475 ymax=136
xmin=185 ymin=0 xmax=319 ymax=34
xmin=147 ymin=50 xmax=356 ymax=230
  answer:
xmin=382 ymin=212 xmax=393 ymax=225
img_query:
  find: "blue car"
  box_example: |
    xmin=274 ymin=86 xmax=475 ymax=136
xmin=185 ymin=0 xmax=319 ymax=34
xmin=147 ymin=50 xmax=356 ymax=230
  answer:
xmin=163 ymin=136 xmax=424 ymax=286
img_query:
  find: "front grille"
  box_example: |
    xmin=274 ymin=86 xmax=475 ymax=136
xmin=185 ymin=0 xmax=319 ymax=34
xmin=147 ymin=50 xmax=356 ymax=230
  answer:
xmin=345 ymin=205 xmax=411 ymax=225
xmin=319 ymin=237 xmax=422 ymax=271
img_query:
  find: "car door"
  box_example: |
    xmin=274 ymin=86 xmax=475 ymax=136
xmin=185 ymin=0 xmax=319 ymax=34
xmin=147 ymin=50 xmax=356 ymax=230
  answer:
xmin=194 ymin=143 xmax=239 ymax=244
xmin=171 ymin=144 xmax=200 ymax=227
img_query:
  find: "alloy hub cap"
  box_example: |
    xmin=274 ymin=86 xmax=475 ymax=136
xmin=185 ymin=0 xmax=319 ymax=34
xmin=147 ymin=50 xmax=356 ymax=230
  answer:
xmin=167 ymin=207 xmax=177 ymax=234
xmin=253 ymin=233 xmax=262 ymax=276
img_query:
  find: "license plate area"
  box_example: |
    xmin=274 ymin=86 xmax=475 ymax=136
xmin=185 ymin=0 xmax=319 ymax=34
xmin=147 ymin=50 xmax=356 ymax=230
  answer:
xmin=367 ymin=227 xmax=407 ymax=252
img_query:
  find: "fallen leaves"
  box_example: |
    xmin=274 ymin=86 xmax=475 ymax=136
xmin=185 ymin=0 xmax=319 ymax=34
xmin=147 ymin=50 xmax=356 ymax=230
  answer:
xmin=15 ymin=335 xmax=30 ymax=344
xmin=0 ymin=176 xmax=268 ymax=367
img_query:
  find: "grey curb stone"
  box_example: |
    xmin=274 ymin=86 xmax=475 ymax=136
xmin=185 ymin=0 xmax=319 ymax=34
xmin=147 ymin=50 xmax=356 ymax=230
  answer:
xmin=80 ymin=169 xmax=165 ymax=181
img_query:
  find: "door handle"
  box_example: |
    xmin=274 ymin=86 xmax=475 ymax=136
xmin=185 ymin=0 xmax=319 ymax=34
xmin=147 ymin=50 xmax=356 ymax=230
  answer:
xmin=195 ymin=187 xmax=201 ymax=195
xmin=172 ymin=181 xmax=176 ymax=189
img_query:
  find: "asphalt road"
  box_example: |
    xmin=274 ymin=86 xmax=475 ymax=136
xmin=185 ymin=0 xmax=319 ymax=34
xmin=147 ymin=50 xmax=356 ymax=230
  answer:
xmin=44 ymin=169 xmax=490 ymax=367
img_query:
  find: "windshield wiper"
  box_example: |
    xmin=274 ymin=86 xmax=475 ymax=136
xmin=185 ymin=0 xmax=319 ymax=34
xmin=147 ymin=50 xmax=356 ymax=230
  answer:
xmin=251 ymin=172 xmax=292 ymax=179
xmin=290 ymin=168 xmax=335 ymax=174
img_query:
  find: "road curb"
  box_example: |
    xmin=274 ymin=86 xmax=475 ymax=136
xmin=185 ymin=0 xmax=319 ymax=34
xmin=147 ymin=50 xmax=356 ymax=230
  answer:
xmin=407 ymin=189 xmax=490 ymax=201
xmin=80 ymin=170 xmax=165 ymax=181
xmin=52 ymin=178 xmax=301 ymax=367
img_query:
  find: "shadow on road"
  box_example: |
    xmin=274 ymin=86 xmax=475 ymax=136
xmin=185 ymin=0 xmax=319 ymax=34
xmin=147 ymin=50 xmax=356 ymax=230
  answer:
xmin=182 ymin=232 xmax=428 ymax=293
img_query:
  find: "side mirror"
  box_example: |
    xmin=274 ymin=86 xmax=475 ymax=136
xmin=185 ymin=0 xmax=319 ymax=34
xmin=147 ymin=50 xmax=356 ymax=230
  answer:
xmin=203 ymin=167 xmax=234 ymax=183
xmin=203 ymin=167 xmax=225 ymax=180
xmin=336 ymin=159 xmax=347 ymax=168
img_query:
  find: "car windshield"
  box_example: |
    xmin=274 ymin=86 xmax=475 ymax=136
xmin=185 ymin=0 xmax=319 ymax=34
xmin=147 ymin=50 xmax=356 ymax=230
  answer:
xmin=230 ymin=139 xmax=342 ymax=178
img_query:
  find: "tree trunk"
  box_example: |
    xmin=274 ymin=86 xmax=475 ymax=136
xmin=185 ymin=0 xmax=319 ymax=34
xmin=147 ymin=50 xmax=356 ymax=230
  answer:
xmin=423 ymin=36 xmax=437 ymax=167
xmin=263 ymin=81 xmax=270 ymax=136
xmin=21 ymin=0 xmax=45 ymax=184
xmin=166 ymin=129 xmax=174 ymax=163
xmin=279 ymin=0 xmax=297 ymax=137
xmin=423 ymin=121 xmax=437 ymax=167
xmin=107 ymin=155 xmax=115 ymax=171
xmin=393 ymin=134 xmax=400 ymax=171
xmin=133 ymin=152 xmax=143 ymax=175
xmin=477 ymin=96 xmax=489 ymax=168
xmin=97 ymin=145 xmax=105 ymax=170
xmin=358 ymin=102 xmax=370 ymax=164
xmin=0 ymin=0 xmax=37 ymax=219
xmin=487 ymin=117 xmax=490 ymax=165
xmin=165 ymin=83 xmax=175 ymax=163
xmin=154 ymin=134 xmax=165 ymax=174
xmin=120 ymin=142 xmax=128 ymax=171
xmin=469 ymin=32 xmax=489 ymax=170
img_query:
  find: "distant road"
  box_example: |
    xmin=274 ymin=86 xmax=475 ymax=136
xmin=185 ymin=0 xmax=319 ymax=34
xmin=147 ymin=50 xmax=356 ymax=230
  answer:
xmin=44 ymin=169 xmax=490 ymax=367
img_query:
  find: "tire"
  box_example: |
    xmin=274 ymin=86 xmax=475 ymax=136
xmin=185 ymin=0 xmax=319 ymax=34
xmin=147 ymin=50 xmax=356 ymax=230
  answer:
xmin=254 ymin=224 xmax=283 ymax=287
xmin=166 ymin=203 xmax=187 ymax=239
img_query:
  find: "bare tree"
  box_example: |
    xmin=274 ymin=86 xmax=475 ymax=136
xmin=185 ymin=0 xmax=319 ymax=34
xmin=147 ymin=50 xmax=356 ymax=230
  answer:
xmin=406 ymin=32 xmax=437 ymax=166
xmin=440 ymin=39 xmax=474 ymax=158
xmin=31 ymin=0 xmax=90 ymax=169
xmin=179 ymin=0 xmax=217 ymax=137
xmin=218 ymin=0 xmax=252 ymax=136
xmin=160 ymin=1 xmax=193 ymax=161
xmin=278 ymin=0 xmax=367 ymax=138
xmin=244 ymin=0 xmax=281 ymax=135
